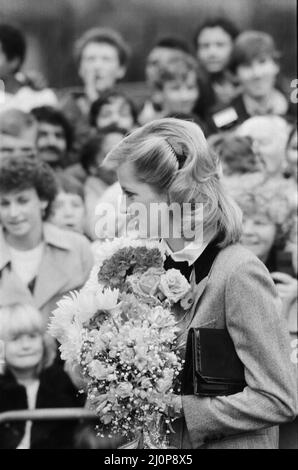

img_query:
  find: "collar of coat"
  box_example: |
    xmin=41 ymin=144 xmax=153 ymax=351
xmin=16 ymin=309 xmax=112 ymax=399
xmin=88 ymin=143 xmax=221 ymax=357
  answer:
xmin=0 ymin=223 xmax=74 ymax=271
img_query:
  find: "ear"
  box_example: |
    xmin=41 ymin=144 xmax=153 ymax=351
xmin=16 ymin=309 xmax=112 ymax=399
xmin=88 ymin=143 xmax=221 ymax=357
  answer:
xmin=116 ymin=65 xmax=127 ymax=81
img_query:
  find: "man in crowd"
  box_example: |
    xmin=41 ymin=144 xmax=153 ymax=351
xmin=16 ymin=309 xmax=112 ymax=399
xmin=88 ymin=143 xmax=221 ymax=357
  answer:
xmin=0 ymin=108 xmax=37 ymax=160
xmin=32 ymin=106 xmax=73 ymax=170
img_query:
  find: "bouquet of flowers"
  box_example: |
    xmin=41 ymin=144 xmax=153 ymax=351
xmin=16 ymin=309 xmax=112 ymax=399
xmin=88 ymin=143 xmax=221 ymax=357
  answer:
xmin=49 ymin=237 xmax=193 ymax=447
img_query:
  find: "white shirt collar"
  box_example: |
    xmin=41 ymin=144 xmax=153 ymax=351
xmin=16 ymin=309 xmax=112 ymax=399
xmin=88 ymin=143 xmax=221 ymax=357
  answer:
xmin=162 ymin=228 xmax=217 ymax=266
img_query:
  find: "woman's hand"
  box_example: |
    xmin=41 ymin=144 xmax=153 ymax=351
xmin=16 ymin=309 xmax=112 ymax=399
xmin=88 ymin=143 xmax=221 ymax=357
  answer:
xmin=65 ymin=362 xmax=89 ymax=391
xmin=271 ymin=272 xmax=298 ymax=302
xmin=168 ymin=394 xmax=183 ymax=419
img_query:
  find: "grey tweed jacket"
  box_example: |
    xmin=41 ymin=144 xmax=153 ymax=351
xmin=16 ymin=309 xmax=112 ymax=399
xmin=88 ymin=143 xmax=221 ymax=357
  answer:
xmin=170 ymin=243 xmax=297 ymax=449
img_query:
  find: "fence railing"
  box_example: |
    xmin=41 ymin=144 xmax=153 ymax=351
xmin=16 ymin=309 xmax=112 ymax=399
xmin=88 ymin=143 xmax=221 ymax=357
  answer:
xmin=0 ymin=408 xmax=97 ymax=424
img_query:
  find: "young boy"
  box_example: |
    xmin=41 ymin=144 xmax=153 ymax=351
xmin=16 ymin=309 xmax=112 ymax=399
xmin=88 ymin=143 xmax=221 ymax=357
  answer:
xmin=154 ymin=54 xmax=201 ymax=118
xmin=49 ymin=174 xmax=86 ymax=235
xmin=139 ymin=37 xmax=192 ymax=125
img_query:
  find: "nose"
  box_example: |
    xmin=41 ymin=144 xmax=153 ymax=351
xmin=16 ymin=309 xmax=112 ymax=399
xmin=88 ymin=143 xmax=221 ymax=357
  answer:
xmin=251 ymin=63 xmax=263 ymax=78
xmin=8 ymin=201 xmax=21 ymax=218
xmin=47 ymin=134 xmax=58 ymax=146
xmin=62 ymin=204 xmax=74 ymax=218
xmin=19 ymin=336 xmax=32 ymax=350
xmin=243 ymin=218 xmax=255 ymax=236
xmin=120 ymin=194 xmax=128 ymax=215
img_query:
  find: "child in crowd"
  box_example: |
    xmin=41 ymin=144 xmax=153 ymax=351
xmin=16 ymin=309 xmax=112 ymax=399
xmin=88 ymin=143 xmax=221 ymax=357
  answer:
xmin=48 ymin=174 xmax=86 ymax=235
xmin=154 ymin=54 xmax=201 ymax=118
xmin=210 ymin=31 xmax=293 ymax=132
xmin=81 ymin=127 xmax=126 ymax=240
xmin=194 ymin=18 xmax=239 ymax=112
xmin=0 ymin=156 xmax=93 ymax=323
xmin=139 ymin=37 xmax=193 ymax=125
xmin=90 ymin=90 xmax=138 ymax=133
xmin=0 ymin=303 xmax=85 ymax=449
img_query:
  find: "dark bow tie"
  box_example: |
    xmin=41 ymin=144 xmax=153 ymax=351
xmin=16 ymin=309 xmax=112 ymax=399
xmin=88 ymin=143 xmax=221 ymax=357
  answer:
xmin=164 ymin=236 xmax=222 ymax=284
xmin=164 ymin=256 xmax=193 ymax=282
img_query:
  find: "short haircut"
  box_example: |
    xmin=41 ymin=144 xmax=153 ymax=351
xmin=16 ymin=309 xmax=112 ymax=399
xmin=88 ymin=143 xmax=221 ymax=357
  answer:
xmin=0 ymin=23 xmax=26 ymax=72
xmin=0 ymin=108 xmax=37 ymax=137
xmin=230 ymin=30 xmax=280 ymax=72
xmin=153 ymin=36 xmax=192 ymax=55
xmin=194 ymin=17 xmax=239 ymax=46
xmin=229 ymin=177 xmax=294 ymax=249
xmin=0 ymin=303 xmax=56 ymax=372
xmin=0 ymin=156 xmax=58 ymax=218
xmin=32 ymin=106 xmax=73 ymax=151
xmin=80 ymin=125 xmax=127 ymax=172
xmin=155 ymin=54 xmax=199 ymax=90
xmin=208 ymin=134 xmax=260 ymax=175
xmin=55 ymin=173 xmax=85 ymax=201
xmin=74 ymin=27 xmax=130 ymax=67
xmin=89 ymin=90 xmax=138 ymax=127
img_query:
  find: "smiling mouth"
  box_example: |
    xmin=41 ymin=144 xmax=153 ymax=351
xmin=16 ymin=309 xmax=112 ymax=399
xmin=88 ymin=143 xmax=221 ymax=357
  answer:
xmin=9 ymin=220 xmax=26 ymax=226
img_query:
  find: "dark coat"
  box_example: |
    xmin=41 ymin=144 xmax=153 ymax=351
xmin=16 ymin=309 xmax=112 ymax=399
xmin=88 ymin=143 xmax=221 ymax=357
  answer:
xmin=206 ymin=93 xmax=297 ymax=135
xmin=0 ymin=365 xmax=85 ymax=449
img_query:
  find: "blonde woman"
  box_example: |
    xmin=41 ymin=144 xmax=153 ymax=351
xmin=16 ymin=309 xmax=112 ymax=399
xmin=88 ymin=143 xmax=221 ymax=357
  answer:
xmin=104 ymin=118 xmax=297 ymax=449
xmin=0 ymin=304 xmax=84 ymax=449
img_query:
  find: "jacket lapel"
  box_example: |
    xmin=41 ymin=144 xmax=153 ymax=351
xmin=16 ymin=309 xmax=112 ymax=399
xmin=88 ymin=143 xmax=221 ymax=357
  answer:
xmin=187 ymin=276 xmax=209 ymax=326
xmin=33 ymin=245 xmax=69 ymax=310
xmin=187 ymin=239 xmax=222 ymax=326
xmin=0 ymin=229 xmax=34 ymax=307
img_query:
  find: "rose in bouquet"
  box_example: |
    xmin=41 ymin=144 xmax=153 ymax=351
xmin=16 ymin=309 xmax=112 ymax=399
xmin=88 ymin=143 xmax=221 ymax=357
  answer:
xmin=90 ymin=237 xmax=194 ymax=310
xmin=49 ymin=238 xmax=193 ymax=447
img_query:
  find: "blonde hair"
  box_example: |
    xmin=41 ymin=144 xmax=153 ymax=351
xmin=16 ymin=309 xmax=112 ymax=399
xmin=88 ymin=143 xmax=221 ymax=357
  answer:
xmin=104 ymin=118 xmax=242 ymax=247
xmin=0 ymin=304 xmax=56 ymax=373
xmin=227 ymin=176 xmax=295 ymax=249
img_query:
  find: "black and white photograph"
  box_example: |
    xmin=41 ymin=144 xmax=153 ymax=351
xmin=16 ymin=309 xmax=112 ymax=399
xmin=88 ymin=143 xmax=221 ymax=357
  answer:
xmin=0 ymin=0 xmax=297 ymax=454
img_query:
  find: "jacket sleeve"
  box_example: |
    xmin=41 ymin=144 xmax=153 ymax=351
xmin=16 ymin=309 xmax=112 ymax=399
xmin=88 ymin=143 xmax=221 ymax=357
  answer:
xmin=182 ymin=257 xmax=297 ymax=448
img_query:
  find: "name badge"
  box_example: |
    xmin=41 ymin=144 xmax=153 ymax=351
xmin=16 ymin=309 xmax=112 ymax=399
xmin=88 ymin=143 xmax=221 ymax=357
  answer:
xmin=213 ymin=107 xmax=239 ymax=128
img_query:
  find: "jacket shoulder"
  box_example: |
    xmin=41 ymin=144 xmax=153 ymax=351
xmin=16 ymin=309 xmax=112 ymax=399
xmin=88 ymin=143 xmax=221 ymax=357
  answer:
xmin=44 ymin=223 xmax=91 ymax=251
xmin=212 ymin=243 xmax=266 ymax=277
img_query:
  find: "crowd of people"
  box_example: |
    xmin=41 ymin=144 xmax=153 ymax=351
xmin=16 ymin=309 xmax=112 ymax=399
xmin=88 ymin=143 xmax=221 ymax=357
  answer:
xmin=0 ymin=18 xmax=297 ymax=449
